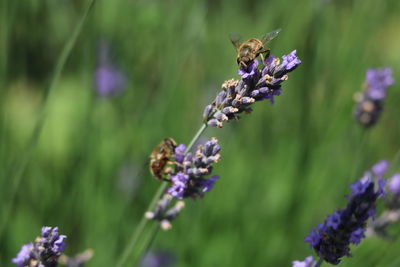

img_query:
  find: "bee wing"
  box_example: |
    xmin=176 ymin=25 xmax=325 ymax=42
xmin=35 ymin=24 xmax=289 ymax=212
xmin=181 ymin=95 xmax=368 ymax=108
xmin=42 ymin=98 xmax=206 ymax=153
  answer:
xmin=260 ymin=28 xmax=282 ymax=45
xmin=229 ymin=33 xmax=244 ymax=51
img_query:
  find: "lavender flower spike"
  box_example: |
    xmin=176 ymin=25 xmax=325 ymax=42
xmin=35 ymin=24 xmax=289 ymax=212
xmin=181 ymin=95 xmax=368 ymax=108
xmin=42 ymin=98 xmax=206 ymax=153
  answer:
xmin=146 ymin=138 xmax=221 ymax=229
xmin=292 ymin=256 xmax=317 ymax=267
xmin=167 ymin=138 xmax=221 ymax=199
xmin=12 ymin=226 xmax=67 ymax=267
xmin=354 ymin=68 xmax=394 ymax=127
xmin=304 ymin=163 xmax=386 ymax=265
xmin=204 ymin=50 xmax=301 ymax=127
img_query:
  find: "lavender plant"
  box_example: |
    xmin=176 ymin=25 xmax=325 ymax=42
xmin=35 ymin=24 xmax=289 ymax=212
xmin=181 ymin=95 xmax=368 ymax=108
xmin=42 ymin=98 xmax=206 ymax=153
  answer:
xmin=12 ymin=227 xmax=67 ymax=267
xmin=303 ymin=162 xmax=386 ymax=265
xmin=116 ymin=38 xmax=301 ymax=266
xmin=354 ymin=68 xmax=394 ymax=127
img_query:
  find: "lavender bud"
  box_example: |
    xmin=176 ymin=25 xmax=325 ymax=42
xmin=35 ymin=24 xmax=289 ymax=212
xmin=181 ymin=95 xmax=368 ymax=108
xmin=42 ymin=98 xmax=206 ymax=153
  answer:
xmin=221 ymin=106 xmax=239 ymax=114
xmin=214 ymin=111 xmax=228 ymax=121
xmin=389 ymin=174 xmax=400 ymax=195
xmin=203 ymin=105 xmax=214 ymax=120
xmin=292 ymin=256 xmax=317 ymax=267
xmin=207 ymin=119 xmax=223 ymax=128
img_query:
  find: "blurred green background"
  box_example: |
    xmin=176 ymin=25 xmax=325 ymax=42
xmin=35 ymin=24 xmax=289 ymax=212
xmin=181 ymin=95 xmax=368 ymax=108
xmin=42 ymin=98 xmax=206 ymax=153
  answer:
xmin=1 ymin=0 xmax=400 ymax=266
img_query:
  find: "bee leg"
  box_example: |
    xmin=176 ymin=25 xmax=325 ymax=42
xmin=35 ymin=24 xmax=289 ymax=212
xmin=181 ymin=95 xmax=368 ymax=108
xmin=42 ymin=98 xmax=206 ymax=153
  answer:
xmin=239 ymin=61 xmax=248 ymax=69
xmin=259 ymin=48 xmax=270 ymax=60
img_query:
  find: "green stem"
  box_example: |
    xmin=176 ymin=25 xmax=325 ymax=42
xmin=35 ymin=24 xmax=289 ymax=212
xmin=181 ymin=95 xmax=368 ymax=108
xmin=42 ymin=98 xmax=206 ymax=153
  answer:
xmin=116 ymin=123 xmax=208 ymax=267
xmin=0 ymin=0 xmax=96 ymax=243
xmin=116 ymin=182 xmax=167 ymax=267
xmin=185 ymin=123 xmax=208 ymax=153
xmin=315 ymin=258 xmax=324 ymax=267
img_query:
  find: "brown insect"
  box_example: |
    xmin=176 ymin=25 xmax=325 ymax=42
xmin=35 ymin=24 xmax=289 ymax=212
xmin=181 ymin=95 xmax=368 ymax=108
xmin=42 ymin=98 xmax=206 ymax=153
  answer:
xmin=149 ymin=138 xmax=177 ymax=181
xmin=230 ymin=29 xmax=281 ymax=69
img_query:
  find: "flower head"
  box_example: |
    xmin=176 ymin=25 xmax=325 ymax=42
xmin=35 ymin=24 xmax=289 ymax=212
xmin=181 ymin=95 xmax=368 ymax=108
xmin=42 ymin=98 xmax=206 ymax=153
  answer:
xmin=12 ymin=226 xmax=67 ymax=267
xmin=354 ymin=68 xmax=394 ymax=128
xmin=304 ymin=163 xmax=386 ymax=265
xmin=167 ymin=138 xmax=221 ymax=200
xmin=204 ymin=50 xmax=301 ymax=127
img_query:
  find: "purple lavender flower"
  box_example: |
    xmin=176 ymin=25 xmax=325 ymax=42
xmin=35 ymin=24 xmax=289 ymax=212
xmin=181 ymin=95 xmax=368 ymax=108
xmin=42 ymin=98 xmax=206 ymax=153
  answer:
xmin=140 ymin=251 xmax=175 ymax=267
xmin=354 ymin=68 xmax=394 ymax=128
xmin=12 ymin=226 xmax=67 ymax=267
xmin=167 ymin=138 xmax=221 ymax=199
xmin=204 ymin=51 xmax=301 ymax=128
xmin=94 ymin=42 xmax=127 ymax=97
xmin=372 ymin=160 xmax=389 ymax=178
xmin=365 ymin=68 xmax=394 ymax=100
xmin=292 ymin=256 xmax=317 ymax=267
xmin=304 ymin=164 xmax=385 ymax=265
xmin=388 ymin=174 xmax=400 ymax=195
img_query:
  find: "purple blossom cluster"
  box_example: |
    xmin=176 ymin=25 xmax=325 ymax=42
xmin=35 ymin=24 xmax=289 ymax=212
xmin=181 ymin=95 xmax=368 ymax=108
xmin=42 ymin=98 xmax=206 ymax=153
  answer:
xmin=12 ymin=227 xmax=67 ymax=267
xmin=146 ymin=138 xmax=220 ymax=230
xmin=304 ymin=163 xmax=386 ymax=265
xmin=292 ymin=256 xmax=317 ymax=267
xmin=354 ymin=68 xmax=394 ymax=127
xmin=203 ymin=51 xmax=301 ymax=128
xmin=167 ymin=138 xmax=221 ymax=199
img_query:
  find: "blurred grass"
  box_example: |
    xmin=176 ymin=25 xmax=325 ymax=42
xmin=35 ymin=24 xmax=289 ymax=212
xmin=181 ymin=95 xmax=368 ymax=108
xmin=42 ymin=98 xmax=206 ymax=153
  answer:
xmin=1 ymin=0 xmax=400 ymax=266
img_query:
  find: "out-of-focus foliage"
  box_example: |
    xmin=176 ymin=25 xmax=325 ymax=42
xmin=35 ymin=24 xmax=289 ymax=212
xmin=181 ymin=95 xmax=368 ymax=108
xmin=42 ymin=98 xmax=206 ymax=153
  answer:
xmin=1 ymin=0 xmax=400 ymax=266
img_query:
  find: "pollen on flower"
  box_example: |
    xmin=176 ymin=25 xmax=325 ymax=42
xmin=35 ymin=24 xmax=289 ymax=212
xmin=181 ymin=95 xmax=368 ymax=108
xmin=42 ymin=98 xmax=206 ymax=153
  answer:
xmin=204 ymin=50 xmax=301 ymax=127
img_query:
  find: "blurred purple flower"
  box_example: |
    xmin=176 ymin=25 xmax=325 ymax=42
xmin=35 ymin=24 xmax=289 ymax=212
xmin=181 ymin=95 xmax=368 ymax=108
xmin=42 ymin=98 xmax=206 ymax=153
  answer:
xmin=366 ymin=68 xmax=394 ymax=100
xmin=140 ymin=251 xmax=175 ymax=267
xmin=12 ymin=226 xmax=67 ymax=267
xmin=292 ymin=256 xmax=317 ymax=267
xmin=372 ymin=160 xmax=389 ymax=178
xmin=94 ymin=42 xmax=127 ymax=97
xmin=389 ymin=174 xmax=400 ymax=195
xmin=354 ymin=68 xmax=394 ymax=128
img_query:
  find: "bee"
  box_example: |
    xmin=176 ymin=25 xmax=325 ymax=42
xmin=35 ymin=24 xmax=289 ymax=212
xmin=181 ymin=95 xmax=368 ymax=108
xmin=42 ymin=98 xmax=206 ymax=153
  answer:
xmin=230 ymin=29 xmax=281 ymax=69
xmin=149 ymin=138 xmax=177 ymax=181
